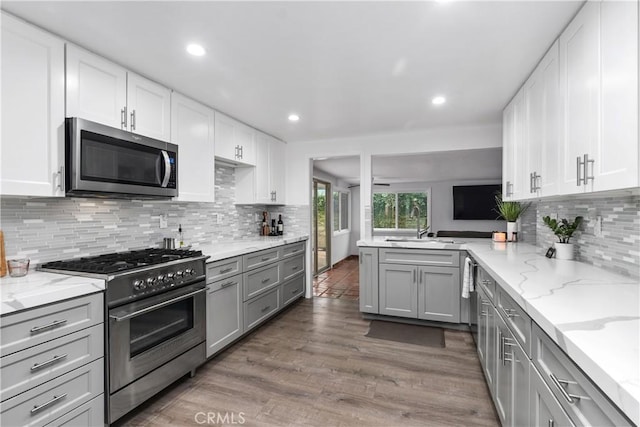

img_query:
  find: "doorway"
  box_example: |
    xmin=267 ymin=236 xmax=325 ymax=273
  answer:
xmin=312 ymin=179 xmax=331 ymax=275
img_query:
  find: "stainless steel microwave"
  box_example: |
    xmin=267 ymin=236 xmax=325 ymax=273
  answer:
xmin=65 ymin=117 xmax=178 ymax=198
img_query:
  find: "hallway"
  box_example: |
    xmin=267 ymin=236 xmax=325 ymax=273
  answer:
xmin=312 ymin=255 xmax=359 ymax=300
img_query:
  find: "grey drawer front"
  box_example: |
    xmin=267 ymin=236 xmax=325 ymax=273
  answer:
xmin=206 ymin=257 xmax=242 ymax=283
xmin=497 ymin=287 xmax=531 ymax=355
xmin=281 ymin=242 xmax=305 ymax=258
xmin=244 ymin=287 xmax=281 ymax=331
xmin=1 ymin=293 xmax=103 ymax=357
xmin=44 ymin=394 xmax=104 ymax=427
xmin=243 ymin=248 xmax=280 ymax=271
xmin=379 ymin=248 xmax=459 ymax=267
xmin=243 ymin=264 xmax=280 ymax=301
xmin=1 ymin=324 xmax=103 ymax=402
xmin=208 ymin=273 xmax=242 ymax=293
xmin=282 ymin=274 xmax=305 ymax=306
xmin=0 ymin=358 xmax=103 ymax=427
xmin=477 ymin=268 xmax=496 ymax=304
xmin=281 ymin=254 xmax=304 ymax=282
xmin=531 ymin=323 xmax=632 ymax=427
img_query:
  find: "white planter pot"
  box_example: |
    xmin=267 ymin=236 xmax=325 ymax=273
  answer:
xmin=554 ymin=243 xmax=575 ymax=260
xmin=507 ymin=222 xmax=517 ymax=242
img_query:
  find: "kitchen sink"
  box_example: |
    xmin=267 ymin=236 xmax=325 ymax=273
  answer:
xmin=384 ymin=238 xmax=458 ymax=244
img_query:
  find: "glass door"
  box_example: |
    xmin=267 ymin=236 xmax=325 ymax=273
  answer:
xmin=313 ymin=179 xmax=331 ymax=275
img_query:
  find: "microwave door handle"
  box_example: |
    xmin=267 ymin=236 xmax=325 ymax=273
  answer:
xmin=160 ymin=150 xmax=171 ymax=188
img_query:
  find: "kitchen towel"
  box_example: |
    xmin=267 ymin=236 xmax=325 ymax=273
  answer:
xmin=462 ymin=256 xmax=475 ymax=298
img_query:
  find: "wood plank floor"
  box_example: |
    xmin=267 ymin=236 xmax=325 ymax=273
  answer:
xmin=117 ymin=297 xmax=499 ymax=427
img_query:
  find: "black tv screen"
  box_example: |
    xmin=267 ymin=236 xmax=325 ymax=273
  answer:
xmin=453 ymin=185 xmax=502 ymax=220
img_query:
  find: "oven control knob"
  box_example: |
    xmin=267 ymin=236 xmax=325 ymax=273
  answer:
xmin=167 ymin=272 xmax=175 ymax=280
xmin=147 ymin=277 xmax=156 ymax=286
xmin=157 ymin=274 xmax=166 ymax=283
xmin=185 ymin=268 xmax=193 ymax=276
xmin=133 ymin=280 xmax=145 ymax=290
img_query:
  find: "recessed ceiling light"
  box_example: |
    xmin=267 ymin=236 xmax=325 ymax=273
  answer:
xmin=186 ymin=43 xmax=206 ymax=57
xmin=432 ymin=96 xmax=446 ymax=105
xmin=288 ymin=114 xmax=300 ymax=122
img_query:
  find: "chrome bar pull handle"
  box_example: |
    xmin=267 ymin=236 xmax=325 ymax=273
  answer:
xmin=584 ymin=153 xmax=594 ymax=184
xmin=30 ymin=319 xmax=67 ymax=334
xmin=413 ymin=269 xmax=416 ymax=283
xmin=56 ymin=166 xmax=65 ymax=192
xmin=576 ymin=156 xmax=584 ymax=186
xmin=130 ymin=109 xmax=136 ymax=131
xmin=31 ymin=354 xmax=68 ymax=372
xmin=549 ymin=373 xmax=581 ymax=404
xmin=548 ymin=420 xmax=554 ymax=427
xmin=220 ymin=281 xmax=236 ymax=288
xmin=121 ymin=106 xmax=127 ymax=129
xmin=220 ymin=267 xmax=234 ymax=274
xmin=31 ymin=393 xmax=67 ymax=414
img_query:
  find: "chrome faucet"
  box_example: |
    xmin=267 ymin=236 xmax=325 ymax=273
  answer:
xmin=411 ymin=202 xmax=430 ymax=239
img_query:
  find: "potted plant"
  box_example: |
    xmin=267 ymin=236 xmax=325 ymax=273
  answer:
xmin=542 ymin=216 xmax=583 ymax=260
xmin=494 ymin=194 xmax=531 ymax=241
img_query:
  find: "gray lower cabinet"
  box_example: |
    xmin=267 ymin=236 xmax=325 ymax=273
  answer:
xmin=44 ymin=395 xmax=104 ymax=427
xmin=379 ymin=264 xmax=417 ymax=318
xmin=477 ymin=285 xmax=496 ymax=394
xmin=530 ymin=366 xmax=575 ymax=427
xmin=417 ymin=266 xmax=460 ymax=322
xmin=282 ymin=273 xmax=305 ymax=307
xmin=206 ymin=274 xmax=243 ymax=358
xmin=244 ymin=287 xmax=281 ymax=331
xmin=358 ymin=248 xmax=379 ymax=313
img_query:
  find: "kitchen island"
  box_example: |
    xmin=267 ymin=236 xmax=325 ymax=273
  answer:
xmin=357 ymin=237 xmax=639 ymax=425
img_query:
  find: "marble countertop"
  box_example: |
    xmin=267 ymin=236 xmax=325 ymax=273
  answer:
xmin=0 ymin=272 xmax=105 ymax=316
xmin=357 ymin=236 xmax=488 ymax=250
xmin=358 ymin=237 xmax=640 ymax=424
xmin=193 ymin=234 xmax=309 ymax=263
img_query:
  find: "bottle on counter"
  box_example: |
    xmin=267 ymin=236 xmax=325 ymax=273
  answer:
xmin=261 ymin=211 xmax=269 ymax=236
xmin=178 ymin=224 xmax=184 ymax=248
xmin=271 ymin=219 xmax=277 ymax=236
xmin=277 ymin=215 xmax=284 ymax=236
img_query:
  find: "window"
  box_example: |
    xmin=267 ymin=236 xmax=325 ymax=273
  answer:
xmin=373 ymin=191 xmax=430 ymax=231
xmin=333 ymin=190 xmax=350 ymax=232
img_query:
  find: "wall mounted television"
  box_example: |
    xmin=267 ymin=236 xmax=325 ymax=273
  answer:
xmin=453 ymin=184 xmax=502 ymax=220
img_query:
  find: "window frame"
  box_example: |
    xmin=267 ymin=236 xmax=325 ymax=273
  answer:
xmin=372 ymin=188 xmax=432 ymax=234
xmin=332 ymin=189 xmax=351 ymax=235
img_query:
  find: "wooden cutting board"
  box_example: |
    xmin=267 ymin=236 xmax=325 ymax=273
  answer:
xmin=0 ymin=230 xmax=7 ymax=277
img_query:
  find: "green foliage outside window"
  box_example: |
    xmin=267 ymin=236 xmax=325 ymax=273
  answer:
xmin=373 ymin=192 xmax=428 ymax=229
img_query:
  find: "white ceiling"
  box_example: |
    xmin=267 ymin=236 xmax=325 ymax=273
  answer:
xmin=2 ymin=1 xmax=582 ymax=143
xmin=313 ymin=147 xmax=502 ymax=185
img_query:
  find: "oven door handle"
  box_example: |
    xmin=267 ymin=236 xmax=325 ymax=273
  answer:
xmin=109 ymin=288 xmax=206 ymax=322
xmin=160 ymin=150 xmax=171 ymax=188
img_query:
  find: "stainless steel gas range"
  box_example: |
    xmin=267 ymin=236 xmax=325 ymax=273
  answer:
xmin=40 ymin=248 xmax=209 ymax=424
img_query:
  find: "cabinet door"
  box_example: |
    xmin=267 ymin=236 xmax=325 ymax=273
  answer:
xmin=127 ymin=72 xmax=171 ymax=141
xmin=595 ymin=0 xmax=638 ymax=191
xmin=379 ymin=264 xmax=417 ymax=318
xmin=171 ymin=93 xmax=215 ymax=202
xmin=476 ymin=287 xmax=491 ymax=385
xmin=558 ymin=2 xmax=600 ymax=195
xmin=235 ymin=122 xmax=256 ymax=166
xmin=530 ymin=367 xmax=575 ymax=427
xmin=494 ymin=315 xmax=512 ymax=426
xmin=359 ymin=248 xmax=379 ymax=313
xmin=269 ymin=139 xmax=286 ymax=204
xmin=206 ymin=276 xmax=243 ymax=358
xmin=1 ymin=13 xmax=65 ymax=197
xmin=214 ymin=112 xmax=255 ymax=166
xmin=511 ymin=333 xmax=530 ymax=427
xmin=502 ymin=89 xmax=526 ymax=200
xmin=66 ymin=44 xmax=127 ymax=129
xmin=485 ymin=299 xmax=497 ymax=394
xmin=417 ymin=266 xmax=460 ymax=323
xmin=214 ymin=112 xmax=237 ymax=161
xmin=523 ymin=64 xmax=544 ymax=197
xmin=254 ymin=132 xmax=272 ymax=204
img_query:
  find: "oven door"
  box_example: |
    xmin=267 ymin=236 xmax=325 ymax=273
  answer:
xmin=108 ymin=282 xmax=205 ymax=392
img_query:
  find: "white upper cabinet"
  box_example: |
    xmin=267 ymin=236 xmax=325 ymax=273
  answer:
xmin=214 ymin=112 xmax=256 ymax=166
xmin=596 ymin=0 xmax=638 ymax=192
xmin=66 ymin=45 xmax=171 ymax=141
xmin=126 ymin=73 xmax=172 ymax=141
xmin=171 ymin=93 xmax=215 ymax=203
xmin=502 ymin=89 xmax=526 ymax=201
xmin=558 ymin=0 xmax=639 ymax=195
xmin=1 ymin=13 xmax=65 ymax=197
xmin=236 ymin=131 xmax=286 ymax=205
xmin=523 ymin=41 xmax=560 ymax=198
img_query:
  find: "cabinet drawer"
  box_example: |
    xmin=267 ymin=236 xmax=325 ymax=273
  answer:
xmin=243 ymin=248 xmax=280 ymax=271
xmin=206 ymin=257 xmax=242 ymax=283
xmin=496 ymin=287 xmax=531 ymax=355
xmin=379 ymin=248 xmax=459 ymax=267
xmin=281 ymin=242 xmax=305 ymax=258
xmin=282 ymin=275 xmax=305 ymax=307
xmin=243 ymin=263 xmax=280 ymax=301
xmin=244 ymin=287 xmax=280 ymax=331
xmin=1 ymin=293 xmax=103 ymax=357
xmin=44 ymin=395 xmax=103 ymax=427
xmin=477 ymin=267 xmax=496 ymax=304
xmin=1 ymin=324 xmax=103 ymax=402
xmin=281 ymin=254 xmax=304 ymax=282
xmin=531 ymin=323 xmax=632 ymax=426
xmin=208 ymin=273 xmax=242 ymax=293
xmin=0 ymin=358 xmax=103 ymax=427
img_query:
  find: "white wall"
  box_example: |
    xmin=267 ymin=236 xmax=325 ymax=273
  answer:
xmin=287 ymin=124 xmax=503 ymax=243
xmin=349 ymin=186 xmax=361 ymax=255
xmin=312 ymin=168 xmax=352 ymax=266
